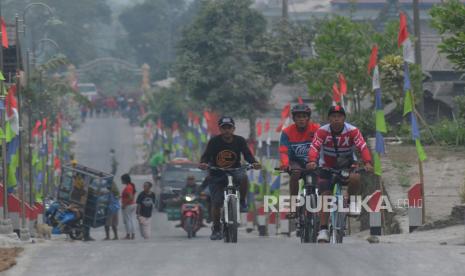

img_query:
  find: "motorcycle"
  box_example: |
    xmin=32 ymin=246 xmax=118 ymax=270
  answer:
xmin=45 ymin=200 xmax=84 ymax=240
xmin=180 ymin=194 xmax=202 ymax=239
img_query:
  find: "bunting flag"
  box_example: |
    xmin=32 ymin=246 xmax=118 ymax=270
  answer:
xmin=339 ymin=73 xmax=347 ymax=95
xmin=1 ymin=17 xmax=8 ymax=48
xmin=368 ymin=44 xmax=378 ymax=74
xmin=270 ymin=174 xmax=281 ymax=192
xmin=276 ymin=103 xmax=290 ymax=132
xmin=373 ymin=152 xmax=382 ymax=176
xmin=398 ymin=13 xmax=427 ymax=162
xmin=5 ymin=85 xmax=19 ymax=135
xmin=398 ymin=12 xmax=409 ymax=47
xmin=370 ymin=44 xmax=387 ymax=177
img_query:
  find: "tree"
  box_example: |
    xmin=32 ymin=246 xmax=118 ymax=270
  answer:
xmin=290 ymin=16 xmax=373 ymax=115
xmin=430 ymin=0 xmax=465 ymax=70
xmin=118 ymin=0 xmax=199 ymax=80
xmin=175 ymin=0 xmax=272 ymax=139
xmin=4 ymin=0 xmax=112 ymax=65
xmin=142 ymin=83 xmax=188 ymax=128
xmin=252 ymin=20 xmax=316 ymax=85
xmin=290 ymin=17 xmax=423 ymax=118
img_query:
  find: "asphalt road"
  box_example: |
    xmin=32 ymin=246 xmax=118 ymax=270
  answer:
xmin=5 ymin=117 xmax=465 ymax=276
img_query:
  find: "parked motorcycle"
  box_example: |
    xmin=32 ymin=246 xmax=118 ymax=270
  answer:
xmin=45 ymin=200 xmax=84 ymax=240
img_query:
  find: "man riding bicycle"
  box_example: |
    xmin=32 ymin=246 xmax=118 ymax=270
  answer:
xmin=199 ymin=116 xmax=261 ymax=240
xmin=279 ymin=104 xmax=320 ymax=218
xmin=307 ymin=105 xmax=373 ymax=242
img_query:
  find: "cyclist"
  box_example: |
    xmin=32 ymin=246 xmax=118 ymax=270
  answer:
xmin=307 ymin=105 xmax=373 ymax=242
xmin=199 ymin=116 xmax=261 ymax=240
xmin=279 ymin=104 xmax=320 ymax=218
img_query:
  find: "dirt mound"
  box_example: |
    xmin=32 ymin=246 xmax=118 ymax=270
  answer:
xmin=0 ymin=247 xmax=23 ymax=272
xmin=417 ymin=204 xmax=465 ymax=231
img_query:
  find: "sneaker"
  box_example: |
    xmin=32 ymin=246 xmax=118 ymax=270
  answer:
xmin=317 ymin=229 xmax=329 ymax=243
xmin=240 ymin=202 xmax=248 ymax=213
xmin=210 ymin=230 xmax=221 ymax=240
xmin=348 ymin=201 xmax=361 ymax=217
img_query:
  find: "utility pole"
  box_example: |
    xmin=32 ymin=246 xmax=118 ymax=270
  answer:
xmin=412 ymin=0 xmax=424 ymax=115
xmin=282 ymin=0 xmax=288 ymax=20
xmin=15 ymin=14 xmax=30 ymax=240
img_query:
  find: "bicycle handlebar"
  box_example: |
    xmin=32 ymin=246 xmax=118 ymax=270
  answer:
xmin=209 ymin=164 xmax=254 ymax=172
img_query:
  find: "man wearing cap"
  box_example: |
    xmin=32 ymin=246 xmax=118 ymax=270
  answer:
xmin=199 ymin=116 xmax=261 ymax=240
xmin=307 ymin=105 xmax=373 ymax=242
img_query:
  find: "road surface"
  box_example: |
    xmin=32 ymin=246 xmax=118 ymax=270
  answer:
xmin=6 ymin=117 xmax=465 ymax=276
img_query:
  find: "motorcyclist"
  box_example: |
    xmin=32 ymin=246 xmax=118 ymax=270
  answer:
xmin=279 ymin=103 xmax=320 ymax=219
xmin=175 ymin=175 xmax=206 ymax=228
xmin=307 ymin=105 xmax=373 ymax=242
xmin=199 ymin=116 xmax=261 ymax=240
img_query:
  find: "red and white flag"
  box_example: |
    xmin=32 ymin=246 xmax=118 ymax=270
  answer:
xmin=1 ymin=17 xmax=8 ymax=48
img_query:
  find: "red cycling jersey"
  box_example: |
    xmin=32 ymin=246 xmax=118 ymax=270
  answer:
xmin=279 ymin=122 xmax=320 ymax=167
xmin=308 ymin=123 xmax=372 ymax=168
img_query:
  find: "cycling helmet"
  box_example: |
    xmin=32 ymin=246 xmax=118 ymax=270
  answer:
xmin=291 ymin=104 xmax=312 ymax=117
xmin=327 ymin=105 xmax=346 ymax=117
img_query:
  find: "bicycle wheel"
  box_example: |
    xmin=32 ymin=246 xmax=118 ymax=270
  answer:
xmin=228 ymin=198 xmax=238 ymax=243
xmin=300 ymin=203 xmax=310 ymax=243
xmin=336 ymin=212 xmax=347 ymax=244
xmin=222 ymin=210 xmax=230 ymax=243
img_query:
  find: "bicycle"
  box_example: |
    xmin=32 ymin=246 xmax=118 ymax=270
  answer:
xmin=316 ymin=167 xmax=365 ymax=244
xmin=209 ymin=164 xmax=253 ymax=243
xmin=276 ymin=168 xmax=319 ymax=243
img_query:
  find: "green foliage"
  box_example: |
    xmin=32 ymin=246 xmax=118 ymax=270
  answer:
xmin=422 ymin=119 xmax=465 ymax=146
xmin=347 ymin=109 xmax=376 ymax=137
xmin=454 ymin=96 xmax=465 ymax=120
xmin=4 ymin=0 xmax=112 ymax=65
xmin=176 ymin=0 xmax=271 ymax=120
xmin=142 ymin=83 xmax=188 ymax=128
xmin=291 ymin=16 xmax=373 ymax=115
xmin=252 ymin=20 xmax=315 ymax=85
xmin=291 ymin=18 xmax=423 ymax=118
xmin=119 ymin=0 xmax=199 ymax=80
xmin=430 ymin=0 xmax=465 ymax=69
xmin=23 ymin=55 xmax=84 ymax=124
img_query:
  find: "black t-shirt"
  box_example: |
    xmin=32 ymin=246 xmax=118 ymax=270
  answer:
xmin=200 ymin=135 xmax=257 ymax=174
xmin=136 ymin=192 xmax=156 ymax=218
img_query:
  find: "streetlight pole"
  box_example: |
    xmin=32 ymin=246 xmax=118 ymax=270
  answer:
xmin=14 ymin=13 xmax=31 ymax=240
xmin=21 ymin=2 xmax=55 ymax=208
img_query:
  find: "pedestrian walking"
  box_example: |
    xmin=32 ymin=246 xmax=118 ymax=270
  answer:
xmin=121 ymin=173 xmax=137 ymax=240
xmin=136 ymin=182 xmax=156 ymax=239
